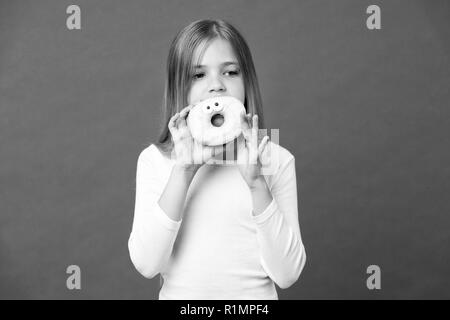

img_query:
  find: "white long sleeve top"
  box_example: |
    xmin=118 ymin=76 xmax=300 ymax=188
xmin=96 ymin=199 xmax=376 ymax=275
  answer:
xmin=128 ymin=141 xmax=306 ymax=299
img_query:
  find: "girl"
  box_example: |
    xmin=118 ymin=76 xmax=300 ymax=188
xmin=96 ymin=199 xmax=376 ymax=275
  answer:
xmin=128 ymin=19 xmax=306 ymax=300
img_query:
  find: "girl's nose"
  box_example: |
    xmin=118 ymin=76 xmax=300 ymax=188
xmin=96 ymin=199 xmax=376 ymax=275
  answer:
xmin=208 ymin=76 xmax=226 ymax=93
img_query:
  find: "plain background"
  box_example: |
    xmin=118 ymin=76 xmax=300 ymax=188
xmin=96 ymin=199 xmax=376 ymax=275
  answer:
xmin=1 ymin=0 xmax=449 ymax=299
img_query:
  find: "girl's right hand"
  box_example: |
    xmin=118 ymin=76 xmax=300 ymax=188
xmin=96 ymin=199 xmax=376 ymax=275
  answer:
xmin=168 ymin=104 xmax=223 ymax=172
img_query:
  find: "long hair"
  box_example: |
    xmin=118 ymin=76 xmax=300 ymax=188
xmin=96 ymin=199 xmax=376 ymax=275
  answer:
xmin=155 ymin=19 xmax=266 ymax=155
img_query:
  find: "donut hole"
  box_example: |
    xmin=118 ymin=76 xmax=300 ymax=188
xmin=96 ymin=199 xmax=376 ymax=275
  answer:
xmin=211 ymin=113 xmax=225 ymax=127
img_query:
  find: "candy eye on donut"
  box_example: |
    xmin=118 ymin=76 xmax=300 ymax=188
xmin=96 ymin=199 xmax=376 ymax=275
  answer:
xmin=202 ymin=104 xmax=213 ymax=114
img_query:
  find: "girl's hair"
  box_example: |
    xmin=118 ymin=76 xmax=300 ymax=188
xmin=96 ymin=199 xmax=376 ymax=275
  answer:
xmin=154 ymin=19 xmax=265 ymax=155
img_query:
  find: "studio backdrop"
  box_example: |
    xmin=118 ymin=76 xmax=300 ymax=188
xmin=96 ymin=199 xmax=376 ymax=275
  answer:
xmin=0 ymin=0 xmax=449 ymax=299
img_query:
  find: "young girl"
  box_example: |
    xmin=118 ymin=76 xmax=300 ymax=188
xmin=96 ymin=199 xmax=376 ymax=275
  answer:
xmin=128 ymin=19 xmax=306 ymax=300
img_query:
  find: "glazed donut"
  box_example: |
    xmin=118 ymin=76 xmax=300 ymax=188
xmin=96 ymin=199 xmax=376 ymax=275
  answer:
xmin=187 ymin=96 xmax=246 ymax=146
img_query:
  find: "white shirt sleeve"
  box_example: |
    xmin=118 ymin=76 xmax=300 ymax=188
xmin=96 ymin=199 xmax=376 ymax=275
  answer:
xmin=252 ymin=156 xmax=307 ymax=289
xmin=128 ymin=148 xmax=182 ymax=279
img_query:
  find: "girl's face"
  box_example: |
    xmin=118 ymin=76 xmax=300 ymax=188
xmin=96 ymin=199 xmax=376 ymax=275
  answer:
xmin=187 ymin=38 xmax=245 ymax=106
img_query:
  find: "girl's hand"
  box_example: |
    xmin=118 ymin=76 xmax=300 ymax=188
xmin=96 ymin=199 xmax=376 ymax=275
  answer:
xmin=168 ymin=104 xmax=223 ymax=172
xmin=237 ymin=113 xmax=270 ymax=189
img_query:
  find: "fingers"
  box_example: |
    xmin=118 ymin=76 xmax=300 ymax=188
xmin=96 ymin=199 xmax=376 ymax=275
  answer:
xmin=179 ymin=105 xmax=193 ymax=119
xmin=242 ymin=112 xmax=256 ymax=138
xmin=236 ymin=135 xmax=248 ymax=165
xmin=258 ymin=135 xmax=270 ymax=157
xmin=243 ymin=113 xmax=258 ymax=130
xmin=244 ymin=113 xmax=258 ymax=144
xmin=168 ymin=112 xmax=180 ymax=136
xmin=252 ymin=114 xmax=258 ymax=142
xmin=168 ymin=104 xmax=194 ymax=135
xmin=242 ymin=113 xmax=263 ymax=147
xmin=244 ymin=113 xmax=252 ymax=128
xmin=252 ymin=114 xmax=258 ymax=129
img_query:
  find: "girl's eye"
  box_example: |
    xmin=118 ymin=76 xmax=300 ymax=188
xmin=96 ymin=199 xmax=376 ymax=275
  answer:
xmin=225 ymin=70 xmax=240 ymax=76
xmin=193 ymin=73 xmax=205 ymax=80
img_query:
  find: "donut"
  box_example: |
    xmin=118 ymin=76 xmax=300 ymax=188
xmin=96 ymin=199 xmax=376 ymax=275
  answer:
xmin=187 ymin=96 xmax=246 ymax=146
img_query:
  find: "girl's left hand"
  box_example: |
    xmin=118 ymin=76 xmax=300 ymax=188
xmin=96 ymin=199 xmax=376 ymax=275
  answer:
xmin=237 ymin=113 xmax=270 ymax=189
